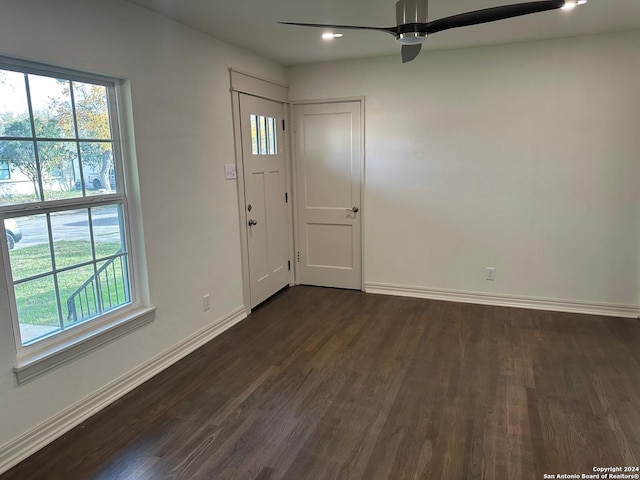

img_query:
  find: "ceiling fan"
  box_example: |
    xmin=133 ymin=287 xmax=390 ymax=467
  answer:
xmin=280 ymin=0 xmax=587 ymax=63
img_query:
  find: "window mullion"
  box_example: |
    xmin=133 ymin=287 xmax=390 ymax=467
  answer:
xmin=0 ymin=136 xmax=115 ymax=143
xmin=266 ymin=118 xmax=272 ymax=155
xmin=86 ymin=207 xmax=103 ymax=315
xmin=0 ymin=58 xmax=117 ymax=87
xmin=107 ymin=85 xmax=124 ymax=196
xmin=23 ymin=74 xmax=45 ymax=202
xmin=0 ymin=195 xmax=123 ymax=217
xmin=13 ymin=256 xmax=100 ymax=285
xmin=45 ymin=213 xmax=65 ymax=331
xmin=68 ymin=80 xmax=87 ymax=198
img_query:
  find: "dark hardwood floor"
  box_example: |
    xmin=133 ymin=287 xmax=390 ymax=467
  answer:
xmin=3 ymin=286 xmax=640 ymax=479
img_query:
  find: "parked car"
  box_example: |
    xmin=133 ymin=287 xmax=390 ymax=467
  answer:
xmin=4 ymin=218 xmax=22 ymax=250
xmin=75 ymin=169 xmax=116 ymax=190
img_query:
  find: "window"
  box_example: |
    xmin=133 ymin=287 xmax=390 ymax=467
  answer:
xmin=0 ymin=160 xmax=9 ymax=180
xmin=250 ymin=114 xmax=278 ymax=155
xmin=0 ymin=59 xmax=142 ymax=355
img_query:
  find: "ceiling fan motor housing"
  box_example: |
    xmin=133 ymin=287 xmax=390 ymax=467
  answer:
xmin=396 ymin=0 xmax=428 ymax=44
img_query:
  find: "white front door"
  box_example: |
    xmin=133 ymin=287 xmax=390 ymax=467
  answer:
xmin=294 ymin=101 xmax=363 ymax=290
xmin=240 ymin=94 xmax=290 ymax=308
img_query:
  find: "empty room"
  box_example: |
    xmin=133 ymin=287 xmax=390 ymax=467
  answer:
xmin=0 ymin=0 xmax=638 ymax=478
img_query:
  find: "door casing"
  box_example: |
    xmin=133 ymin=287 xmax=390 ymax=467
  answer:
xmin=231 ymin=71 xmax=365 ymax=308
xmin=240 ymin=94 xmax=289 ymax=307
xmin=230 ymin=70 xmax=294 ymax=314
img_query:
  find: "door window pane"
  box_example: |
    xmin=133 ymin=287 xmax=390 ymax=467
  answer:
xmin=250 ymin=115 xmax=259 ymax=155
xmin=249 ymin=114 xmax=278 ymax=156
xmin=259 ymin=117 xmax=267 ymax=154
xmin=268 ymin=117 xmax=277 ymax=154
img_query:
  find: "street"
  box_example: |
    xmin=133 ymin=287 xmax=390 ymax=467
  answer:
xmin=13 ymin=208 xmax=124 ymax=249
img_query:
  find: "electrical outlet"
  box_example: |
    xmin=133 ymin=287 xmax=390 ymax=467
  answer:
xmin=486 ymin=267 xmax=496 ymax=281
xmin=203 ymin=294 xmax=211 ymax=311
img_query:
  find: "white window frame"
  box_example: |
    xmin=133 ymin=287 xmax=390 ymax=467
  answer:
xmin=0 ymin=57 xmax=155 ymax=383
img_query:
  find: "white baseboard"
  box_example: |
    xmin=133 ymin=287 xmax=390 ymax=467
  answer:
xmin=365 ymin=282 xmax=640 ymax=319
xmin=0 ymin=306 xmax=247 ymax=475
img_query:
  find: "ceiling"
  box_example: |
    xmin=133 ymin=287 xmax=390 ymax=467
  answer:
xmin=124 ymin=0 xmax=640 ymax=65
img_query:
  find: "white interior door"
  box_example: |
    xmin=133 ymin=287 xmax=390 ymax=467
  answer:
xmin=240 ymin=94 xmax=290 ymax=308
xmin=294 ymin=101 xmax=363 ymax=290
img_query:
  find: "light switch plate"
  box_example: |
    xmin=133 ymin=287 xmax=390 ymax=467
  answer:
xmin=224 ymin=164 xmax=237 ymax=180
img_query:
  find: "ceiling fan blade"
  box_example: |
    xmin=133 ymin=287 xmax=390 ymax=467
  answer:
xmin=401 ymin=44 xmax=422 ymax=63
xmin=426 ymin=0 xmax=565 ymax=35
xmin=279 ymin=22 xmax=398 ymax=36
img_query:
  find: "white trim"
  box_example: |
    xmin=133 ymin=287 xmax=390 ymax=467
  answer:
xmin=228 ymin=68 xmax=289 ymax=89
xmin=288 ymin=102 xmax=301 ymax=286
xmin=0 ymin=54 xmax=119 ymax=87
xmin=290 ymin=96 xmax=366 ymax=105
xmin=283 ymin=100 xmax=296 ymax=289
xmin=14 ymin=306 xmax=157 ymax=384
xmin=229 ymin=68 xmax=293 ymax=312
xmin=359 ymin=98 xmax=366 ymax=291
xmin=230 ymin=90 xmax=251 ymax=316
xmin=0 ymin=65 xmax=150 ymax=377
xmin=365 ymin=282 xmax=640 ymax=318
xmin=0 ymin=305 xmax=247 ymax=475
xmin=228 ymin=69 xmax=289 ymax=103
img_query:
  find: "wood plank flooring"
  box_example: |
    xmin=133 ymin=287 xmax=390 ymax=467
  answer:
xmin=2 ymin=286 xmax=640 ymax=479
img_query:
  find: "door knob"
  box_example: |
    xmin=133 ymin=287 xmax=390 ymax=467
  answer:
xmin=346 ymin=206 xmax=359 ymax=213
xmin=248 ymin=219 xmax=257 ymax=226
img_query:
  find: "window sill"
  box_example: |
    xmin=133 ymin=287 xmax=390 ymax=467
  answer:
xmin=14 ymin=306 xmax=156 ymax=384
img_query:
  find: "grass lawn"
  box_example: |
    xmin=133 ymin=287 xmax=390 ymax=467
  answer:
xmin=0 ymin=189 xmax=81 ymax=206
xmin=9 ymin=240 xmax=129 ymax=328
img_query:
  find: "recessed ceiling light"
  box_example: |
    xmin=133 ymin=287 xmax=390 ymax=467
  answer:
xmin=322 ymin=32 xmax=343 ymax=40
xmin=562 ymin=0 xmax=587 ymax=11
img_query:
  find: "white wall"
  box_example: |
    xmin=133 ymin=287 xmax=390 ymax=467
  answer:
xmin=0 ymin=0 xmax=285 ymax=449
xmin=289 ymin=31 xmax=640 ymax=308
xmin=1 ymin=0 xmax=638 ymax=465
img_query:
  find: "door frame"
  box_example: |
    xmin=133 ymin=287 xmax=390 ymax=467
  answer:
xmin=230 ymin=69 xmax=295 ymax=314
xmin=289 ymin=97 xmax=366 ymax=290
